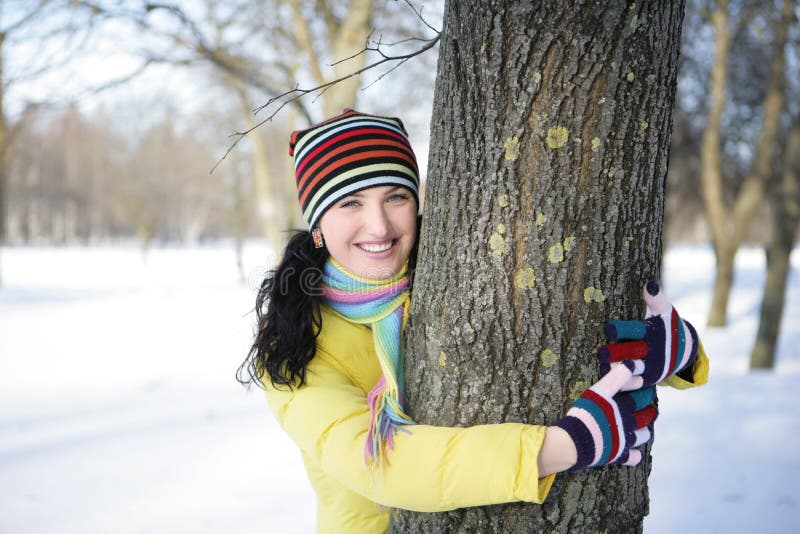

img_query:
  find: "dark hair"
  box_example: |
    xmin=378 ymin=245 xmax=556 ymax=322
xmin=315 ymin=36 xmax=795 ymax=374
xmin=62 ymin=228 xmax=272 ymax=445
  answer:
xmin=237 ymin=230 xmax=329 ymax=389
xmin=238 ymin=215 xmax=422 ymax=390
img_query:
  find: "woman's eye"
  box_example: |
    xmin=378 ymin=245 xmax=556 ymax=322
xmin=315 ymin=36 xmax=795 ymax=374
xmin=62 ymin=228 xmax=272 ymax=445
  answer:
xmin=388 ymin=193 xmax=409 ymax=202
xmin=339 ymin=199 xmax=359 ymax=208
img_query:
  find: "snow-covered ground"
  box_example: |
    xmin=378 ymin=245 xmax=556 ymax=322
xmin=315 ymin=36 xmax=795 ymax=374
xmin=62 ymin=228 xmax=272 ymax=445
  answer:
xmin=0 ymin=243 xmax=797 ymax=533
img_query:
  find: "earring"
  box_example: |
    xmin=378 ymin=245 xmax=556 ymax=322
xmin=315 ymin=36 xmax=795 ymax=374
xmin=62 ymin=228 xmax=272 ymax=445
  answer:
xmin=311 ymin=227 xmax=324 ymax=249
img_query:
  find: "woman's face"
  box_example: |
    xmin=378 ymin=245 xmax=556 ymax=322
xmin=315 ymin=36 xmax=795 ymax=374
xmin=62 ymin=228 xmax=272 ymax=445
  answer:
xmin=318 ymin=185 xmax=418 ymax=279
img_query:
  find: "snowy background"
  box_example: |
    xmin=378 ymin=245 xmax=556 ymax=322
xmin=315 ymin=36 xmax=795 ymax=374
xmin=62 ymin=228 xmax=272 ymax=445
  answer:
xmin=0 ymin=243 xmax=797 ymax=533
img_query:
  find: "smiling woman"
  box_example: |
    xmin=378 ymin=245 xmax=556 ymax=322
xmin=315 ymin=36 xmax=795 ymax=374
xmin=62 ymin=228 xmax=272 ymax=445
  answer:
xmin=237 ymin=109 xmax=708 ymax=533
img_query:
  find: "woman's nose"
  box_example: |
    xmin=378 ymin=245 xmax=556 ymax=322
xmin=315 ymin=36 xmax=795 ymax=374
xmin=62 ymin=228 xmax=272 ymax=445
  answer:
xmin=365 ymin=203 xmax=391 ymax=236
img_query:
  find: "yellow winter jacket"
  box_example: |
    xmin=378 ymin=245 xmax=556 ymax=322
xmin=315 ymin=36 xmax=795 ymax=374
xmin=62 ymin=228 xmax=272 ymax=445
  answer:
xmin=263 ymin=304 xmax=709 ymax=533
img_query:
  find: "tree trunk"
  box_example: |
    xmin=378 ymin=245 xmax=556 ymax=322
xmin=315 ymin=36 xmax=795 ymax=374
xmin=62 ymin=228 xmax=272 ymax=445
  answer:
xmin=750 ymin=115 xmax=800 ymax=369
xmin=708 ymin=242 xmax=735 ymax=327
xmin=233 ymin=169 xmax=246 ymax=283
xmin=287 ymin=0 xmax=373 ymax=118
xmin=700 ymin=0 xmax=731 ymax=327
xmin=703 ymin=0 xmax=790 ymax=326
xmin=235 ymin=88 xmax=286 ymax=255
xmin=324 ymin=0 xmax=373 ymax=117
xmin=0 ymin=32 xmax=7 ymax=287
xmin=396 ymin=1 xmax=685 ymax=532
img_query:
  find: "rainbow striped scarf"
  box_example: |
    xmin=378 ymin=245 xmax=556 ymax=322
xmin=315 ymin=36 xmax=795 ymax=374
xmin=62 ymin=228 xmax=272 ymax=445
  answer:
xmin=321 ymin=257 xmax=416 ymax=469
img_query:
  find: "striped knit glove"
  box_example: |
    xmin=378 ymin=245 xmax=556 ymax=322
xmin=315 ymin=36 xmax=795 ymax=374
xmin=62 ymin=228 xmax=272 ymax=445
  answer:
xmin=597 ymin=281 xmax=699 ymax=391
xmin=554 ymin=365 xmax=658 ymax=471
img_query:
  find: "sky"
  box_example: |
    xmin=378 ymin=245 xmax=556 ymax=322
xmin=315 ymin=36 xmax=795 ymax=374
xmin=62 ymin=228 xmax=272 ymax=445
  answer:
xmin=3 ymin=0 xmax=441 ymax=168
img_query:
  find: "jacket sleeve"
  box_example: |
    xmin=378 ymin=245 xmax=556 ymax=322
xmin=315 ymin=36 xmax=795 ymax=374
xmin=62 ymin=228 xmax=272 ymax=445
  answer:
xmin=659 ymin=340 xmax=710 ymax=390
xmin=263 ymin=350 xmax=556 ymax=512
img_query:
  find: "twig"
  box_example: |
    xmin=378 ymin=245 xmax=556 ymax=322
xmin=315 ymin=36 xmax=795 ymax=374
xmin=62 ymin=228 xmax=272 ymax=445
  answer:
xmin=403 ymin=0 xmax=440 ymax=35
xmin=362 ymin=57 xmax=410 ymax=91
xmin=212 ymin=33 xmax=439 ymax=173
xmin=211 ymin=0 xmax=442 ymax=173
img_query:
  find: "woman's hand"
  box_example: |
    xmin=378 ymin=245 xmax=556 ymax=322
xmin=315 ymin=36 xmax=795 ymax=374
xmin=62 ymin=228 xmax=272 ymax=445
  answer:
xmin=597 ymin=281 xmax=699 ymax=390
xmin=549 ymin=365 xmax=657 ymax=473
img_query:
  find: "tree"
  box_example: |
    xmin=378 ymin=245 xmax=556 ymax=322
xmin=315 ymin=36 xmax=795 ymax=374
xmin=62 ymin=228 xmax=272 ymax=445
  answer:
xmin=750 ymin=109 xmax=800 ymax=369
xmin=395 ymin=1 xmax=686 ymax=532
xmin=700 ymin=0 xmax=791 ymax=326
xmin=0 ymin=0 xmax=83 ymax=282
xmin=1 ymin=0 xmax=100 ymax=284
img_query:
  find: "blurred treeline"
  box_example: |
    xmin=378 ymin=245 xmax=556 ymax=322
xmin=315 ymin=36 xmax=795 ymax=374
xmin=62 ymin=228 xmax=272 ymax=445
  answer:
xmin=1 ymin=0 xmax=437 ymax=253
xmin=8 ymin=103 xmax=256 ymax=247
xmin=1 ymin=1 xmax=798 ymax=365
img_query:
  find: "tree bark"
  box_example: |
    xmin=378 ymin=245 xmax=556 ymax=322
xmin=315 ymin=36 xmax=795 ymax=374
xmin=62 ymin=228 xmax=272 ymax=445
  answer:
xmin=703 ymin=0 xmax=790 ymax=326
xmin=750 ymin=114 xmax=800 ymax=369
xmin=396 ymin=1 xmax=685 ymax=532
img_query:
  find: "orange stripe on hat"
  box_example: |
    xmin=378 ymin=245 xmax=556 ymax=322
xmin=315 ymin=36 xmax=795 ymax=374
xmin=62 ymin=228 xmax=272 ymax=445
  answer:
xmin=297 ymin=136 xmax=415 ymax=192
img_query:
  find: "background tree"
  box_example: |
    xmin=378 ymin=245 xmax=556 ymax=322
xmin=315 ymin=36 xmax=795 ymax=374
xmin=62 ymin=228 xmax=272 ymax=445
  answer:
xmin=0 ymin=0 xmax=103 ymax=284
xmin=750 ymin=108 xmax=800 ymax=369
xmin=699 ymin=0 xmax=791 ymax=326
xmin=395 ymin=1 xmax=686 ymax=532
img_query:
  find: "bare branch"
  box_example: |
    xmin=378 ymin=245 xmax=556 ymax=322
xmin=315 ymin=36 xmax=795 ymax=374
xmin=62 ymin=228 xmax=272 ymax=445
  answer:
xmin=5 ymin=10 xmax=98 ymax=87
xmin=75 ymin=59 xmax=157 ymax=95
xmin=144 ymin=2 xmax=209 ymax=45
xmin=403 ymin=0 xmax=440 ymax=35
xmin=327 ymin=0 xmax=441 ymax=68
xmin=315 ymin=0 xmax=339 ymax=44
xmin=252 ymin=34 xmax=439 ymax=117
xmin=1 ymin=0 xmax=51 ymax=34
xmin=327 ymin=28 xmax=375 ymax=67
xmin=372 ymin=35 xmax=437 ymax=47
xmin=210 ymin=32 xmax=440 ymax=174
xmin=361 ymin=57 xmax=410 ymax=90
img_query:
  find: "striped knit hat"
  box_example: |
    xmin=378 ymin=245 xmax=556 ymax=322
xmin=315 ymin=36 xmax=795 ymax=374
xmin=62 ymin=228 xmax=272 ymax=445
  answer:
xmin=289 ymin=109 xmax=420 ymax=229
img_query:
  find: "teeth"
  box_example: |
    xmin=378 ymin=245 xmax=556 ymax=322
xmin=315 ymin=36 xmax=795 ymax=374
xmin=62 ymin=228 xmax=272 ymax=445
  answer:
xmin=359 ymin=241 xmax=393 ymax=252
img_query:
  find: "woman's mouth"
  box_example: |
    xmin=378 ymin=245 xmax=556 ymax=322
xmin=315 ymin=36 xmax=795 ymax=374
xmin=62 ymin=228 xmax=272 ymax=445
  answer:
xmin=357 ymin=239 xmax=397 ymax=254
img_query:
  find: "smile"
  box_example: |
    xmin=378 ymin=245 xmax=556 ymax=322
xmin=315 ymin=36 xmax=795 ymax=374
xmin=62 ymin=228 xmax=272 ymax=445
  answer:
xmin=357 ymin=240 xmax=395 ymax=253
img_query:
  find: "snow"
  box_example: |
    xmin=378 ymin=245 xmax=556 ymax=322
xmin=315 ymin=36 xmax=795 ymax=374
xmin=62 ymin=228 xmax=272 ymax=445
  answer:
xmin=646 ymin=247 xmax=800 ymax=534
xmin=1 ymin=243 xmax=798 ymax=533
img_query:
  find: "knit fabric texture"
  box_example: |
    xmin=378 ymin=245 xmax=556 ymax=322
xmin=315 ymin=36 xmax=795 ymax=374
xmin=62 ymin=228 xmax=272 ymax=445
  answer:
xmin=597 ymin=280 xmax=699 ymax=389
xmin=554 ymin=375 xmax=657 ymax=471
xmin=289 ymin=109 xmax=420 ymax=229
xmin=320 ymin=257 xmax=415 ymax=470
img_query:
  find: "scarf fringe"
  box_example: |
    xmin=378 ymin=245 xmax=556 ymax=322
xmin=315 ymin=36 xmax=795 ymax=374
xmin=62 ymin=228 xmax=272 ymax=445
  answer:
xmin=365 ymin=376 xmax=415 ymax=468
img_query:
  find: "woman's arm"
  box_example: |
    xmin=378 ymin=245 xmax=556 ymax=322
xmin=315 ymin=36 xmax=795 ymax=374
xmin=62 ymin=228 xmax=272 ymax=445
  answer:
xmin=537 ymin=426 xmax=577 ymax=476
xmin=264 ymin=353 xmax=557 ymax=512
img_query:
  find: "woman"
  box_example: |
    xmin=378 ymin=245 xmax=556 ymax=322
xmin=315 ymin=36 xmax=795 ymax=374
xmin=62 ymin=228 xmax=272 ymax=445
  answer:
xmin=239 ymin=109 xmax=709 ymax=533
